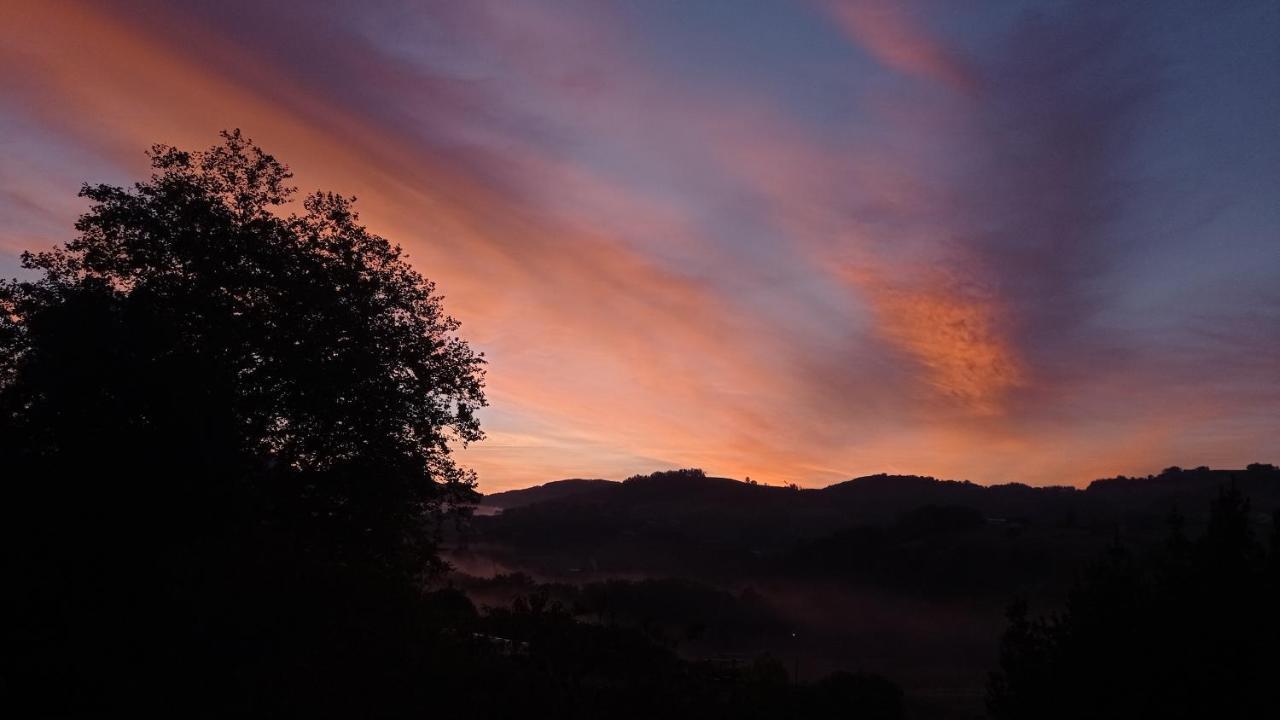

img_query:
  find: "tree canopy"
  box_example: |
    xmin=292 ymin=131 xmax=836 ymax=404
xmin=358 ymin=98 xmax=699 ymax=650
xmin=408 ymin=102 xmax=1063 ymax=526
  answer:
xmin=987 ymin=484 xmax=1280 ymax=719
xmin=1 ymin=129 xmax=485 ymax=575
xmin=1 ymin=131 xmax=486 ymax=713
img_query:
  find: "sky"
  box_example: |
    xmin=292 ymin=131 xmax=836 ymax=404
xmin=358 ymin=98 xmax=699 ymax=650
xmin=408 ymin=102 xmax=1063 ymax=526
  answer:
xmin=1 ymin=0 xmax=1277 ymax=491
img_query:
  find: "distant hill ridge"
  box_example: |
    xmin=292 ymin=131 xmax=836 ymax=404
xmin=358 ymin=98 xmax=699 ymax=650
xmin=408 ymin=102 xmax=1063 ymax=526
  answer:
xmin=482 ymin=464 xmax=1280 ymax=515
xmin=467 ymin=464 xmax=1280 ymax=587
xmin=481 ymin=461 xmax=1280 ymax=502
xmin=481 ymin=478 xmax=615 ymax=509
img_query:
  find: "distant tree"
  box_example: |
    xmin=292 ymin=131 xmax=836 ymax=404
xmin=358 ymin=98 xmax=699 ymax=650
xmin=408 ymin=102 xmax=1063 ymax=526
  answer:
xmin=987 ymin=483 xmax=1280 ymax=719
xmin=0 ymin=131 xmax=486 ymax=713
xmin=625 ymin=468 xmax=707 ymax=483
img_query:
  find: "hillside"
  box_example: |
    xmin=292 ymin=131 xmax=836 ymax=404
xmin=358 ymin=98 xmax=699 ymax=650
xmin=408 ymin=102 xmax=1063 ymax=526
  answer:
xmin=481 ymin=478 xmax=616 ymax=510
xmin=451 ymin=464 xmax=1279 ymax=717
xmin=464 ymin=465 xmax=1280 ymax=582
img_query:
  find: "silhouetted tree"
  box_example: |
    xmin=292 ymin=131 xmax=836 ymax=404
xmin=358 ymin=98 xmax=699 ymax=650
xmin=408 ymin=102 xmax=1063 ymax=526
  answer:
xmin=1 ymin=131 xmax=485 ymax=714
xmin=987 ymin=483 xmax=1280 ymax=719
xmin=625 ymin=467 xmax=708 ymax=483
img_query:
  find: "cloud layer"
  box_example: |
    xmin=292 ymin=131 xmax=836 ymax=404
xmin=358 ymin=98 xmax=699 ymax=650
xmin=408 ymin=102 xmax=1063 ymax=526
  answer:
xmin=2 ymin=0 xmax=1276 ymax=489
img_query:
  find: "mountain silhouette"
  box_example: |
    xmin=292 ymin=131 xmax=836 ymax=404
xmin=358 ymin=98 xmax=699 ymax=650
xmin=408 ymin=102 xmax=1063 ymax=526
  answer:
xmin=473 ymin=466 xmax=1280 ymax=577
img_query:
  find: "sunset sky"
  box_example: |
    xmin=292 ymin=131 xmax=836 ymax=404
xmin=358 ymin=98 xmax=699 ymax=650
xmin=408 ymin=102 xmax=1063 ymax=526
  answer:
xmin=2 ymin=0 xmax=1277 ymax=491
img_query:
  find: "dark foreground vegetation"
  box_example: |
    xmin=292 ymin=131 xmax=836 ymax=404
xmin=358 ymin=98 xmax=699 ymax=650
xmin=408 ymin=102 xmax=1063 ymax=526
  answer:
xmin=0 ymin=134 xmax=901 ymax=718
xmin=2 ymin=134 xmax=1276 ymax=718
xmin=467 ymin=466 xmax=1280 ymax=717
xmin=988 ymin=482 xmax=1280 ymax=718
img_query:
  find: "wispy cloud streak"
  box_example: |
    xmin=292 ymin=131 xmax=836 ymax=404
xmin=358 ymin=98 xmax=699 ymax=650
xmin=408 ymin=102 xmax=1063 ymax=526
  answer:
xmin=1 ymin=0 xmax=1276 ymax=488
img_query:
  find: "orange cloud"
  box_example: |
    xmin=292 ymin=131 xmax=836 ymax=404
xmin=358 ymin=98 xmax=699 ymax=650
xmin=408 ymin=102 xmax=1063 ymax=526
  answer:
xmin=842 ymin=266 xmax=1023 ymax=415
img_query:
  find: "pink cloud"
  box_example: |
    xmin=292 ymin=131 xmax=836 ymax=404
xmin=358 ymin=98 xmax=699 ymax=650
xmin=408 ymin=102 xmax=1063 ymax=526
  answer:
xmin=1 ymin=0 xmax=1274 ymax=490
xmin=824 ymin=0 xmax=977 ymax=93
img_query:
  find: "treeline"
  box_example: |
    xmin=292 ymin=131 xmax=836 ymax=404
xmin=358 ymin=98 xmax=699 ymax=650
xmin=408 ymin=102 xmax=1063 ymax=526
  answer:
xmin=987 ymin=483 xmax=1280 ymax=718
xmin=475 ymin=465 xmax=1280 ymax=583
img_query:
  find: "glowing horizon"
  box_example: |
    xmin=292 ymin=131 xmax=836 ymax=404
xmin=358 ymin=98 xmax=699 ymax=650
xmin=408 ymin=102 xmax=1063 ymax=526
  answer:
xmin=2 ymin=1 xmax=1277 ymax=491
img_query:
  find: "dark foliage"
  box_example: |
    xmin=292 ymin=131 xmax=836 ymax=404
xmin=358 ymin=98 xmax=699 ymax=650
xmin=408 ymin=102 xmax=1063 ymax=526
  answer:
xmin=469 ymin=467 xmax=1279 ymax=716
xmin=987 ymin=483 xmax=1280 ymax=719
xmin=781 ymin=504 xmax=1060 ymax=595
xmin=624 ymin=467 xmax=709 ymax=483
xmin=1 ymin=131 xmax=487 ymax=715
